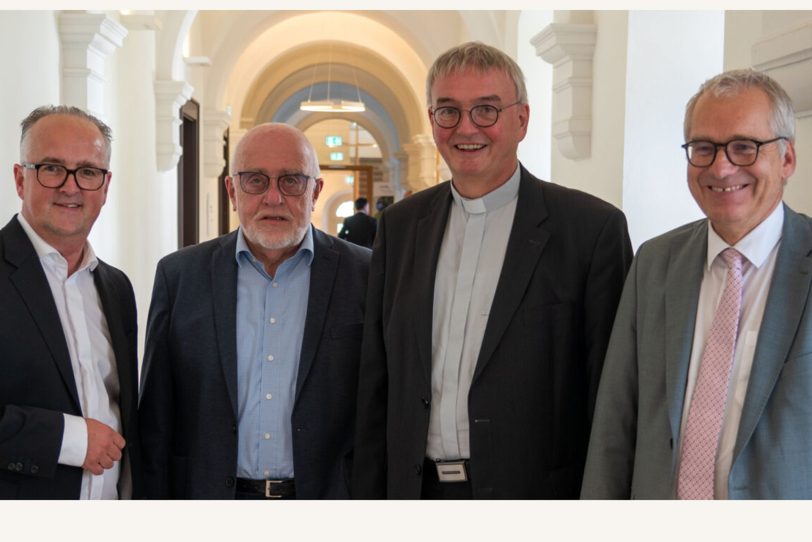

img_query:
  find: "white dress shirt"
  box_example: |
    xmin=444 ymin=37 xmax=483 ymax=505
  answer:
xmin=17 ymin=215 xmax=123 ymax=499
xmin=427 ymin=166 xmax=520 ymax=460
xmin=678 ymin=203 xmax=784 ymax=499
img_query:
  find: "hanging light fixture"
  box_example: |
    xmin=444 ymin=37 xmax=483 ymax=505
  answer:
xmin=300 ymin=43 xmax=366 ymax=113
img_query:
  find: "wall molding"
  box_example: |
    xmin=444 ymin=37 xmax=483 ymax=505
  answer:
xmin=154 ymin=80 xmax=194 ymax=171
xmin=752 ymin=21 xmax=812 ymax=118
xmin=532 ymin=23 xmax=597 ymax=160
xmin=58 ymin=12 xmax=127 ymax=118
xmin=202 ymin=109 xmax=232 ymax=178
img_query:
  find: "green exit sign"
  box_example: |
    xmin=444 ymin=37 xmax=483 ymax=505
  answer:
xmin=330 ymin=152 xmax=344 ymax=161
xmin=325 ymin=135 xmax=343 ymax=148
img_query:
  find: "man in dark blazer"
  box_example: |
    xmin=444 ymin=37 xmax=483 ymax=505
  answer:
xmin=0 ymin=106 xmax=141 ymax=499
xmin=352 ymin=42 xmax=632 ymax=499
xmin=582 ymin=70 xmax=811 ymax=499
xmin=139 ymin=123 xmax=370 ymax=499
xmin=338 ymin=197 xmax=377 ymax=248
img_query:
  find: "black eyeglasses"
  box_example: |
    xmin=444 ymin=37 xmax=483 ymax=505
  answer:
xmin=430 ymin=101 xmax=522 ymax=129
xmin=21 ymin=162 xmax=108 ymax=191
xmin=681 ymin=137 xmax=787 ymax=168
xmin=236 ymin=171 xmax=312 ymax=197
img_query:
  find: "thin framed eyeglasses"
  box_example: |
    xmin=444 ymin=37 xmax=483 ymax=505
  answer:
xmin=21 ymin=162 xmax=108 ymax=191
xmin=237 ymin=171 xmax=312 ymax=196
xmin=681 ymin=137 xmax=787 ymax=168
xmin=430 ymin=101 xmax=522 ymax=129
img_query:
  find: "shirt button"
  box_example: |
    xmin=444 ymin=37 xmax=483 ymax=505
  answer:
xmin=266 ymin=393 xmax=273 ymax=400
xmin=264 ymin=470 xmax=270 ymax=477
xmin=264 ymin=433 xmax=271 ymax=440
xmin=270 ymin=317 xmax=277 ymax=324
xmin=267 ymin=354 xmax=274 ymax=362
xmin=272 ymin=282 xmax=279 ymax=288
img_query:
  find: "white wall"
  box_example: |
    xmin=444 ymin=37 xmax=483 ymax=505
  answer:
xmin=0 ymin=12 xmax=61 ymax=222
xmin=622 ymin=11 xmax=724 ymax=249
xmin=516 ymin=10 xmax=553 ymax=181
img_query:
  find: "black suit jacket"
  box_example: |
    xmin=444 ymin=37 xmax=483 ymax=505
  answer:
xmin=139 ymin=226 xmax=371 ymax=499
xmin=0 ymin=216 xmax=141 ymax=499
xmin=352 ymin=167 xmax=633 ymax=499
xmin=338 ymin=212 xmax=377 ymax=248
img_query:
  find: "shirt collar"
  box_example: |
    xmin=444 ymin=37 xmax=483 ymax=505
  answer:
xmin=235 ymin=224 xmax=315 ymax=268
xmin=16 ymin=213 xmax=99 ymax=272
xmin=450 ymin=163 xmax=521 ymax=216
xmin=706 ymin=203 xmax=784 ymax=271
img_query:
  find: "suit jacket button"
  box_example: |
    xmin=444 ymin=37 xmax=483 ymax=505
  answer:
xmin=15 ymin=462 xmax=23 ymax=472
xmin=225 ymin=476 xmax=235 ymax=488
xmin=414 ymin=463 xmax=422 ymax=475
xmin=30 ymin=465 xmax=39 ymax=474
xmin=7 ymin=463 xmax=15 ymax=471
xmin=232 ymin=425 xmax=237 ymax=434
xmin=421 ymin=397 xmax=430 ymax=409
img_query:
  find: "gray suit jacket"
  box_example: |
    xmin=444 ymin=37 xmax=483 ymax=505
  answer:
xmin=582 ymin=204 xmax=812 ymax=499
xmin=139 ymin=226 xmax=370 ymax=499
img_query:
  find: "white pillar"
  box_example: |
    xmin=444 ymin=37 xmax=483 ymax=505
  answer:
xmin=58 ymin=11 xmax=127 ymax=118
xmin=401 ymin=134 xmax=437 ymax=193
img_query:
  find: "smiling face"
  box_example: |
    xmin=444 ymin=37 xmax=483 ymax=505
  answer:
xmin=686 ymin=87 xmax=795 ymax=245
xmin=14 ymin=114 xmax=110 ymax=256
xmin=429 ymin=67 xmax=529 ymax=198
xmin=226 ymin=124 xmax=323 ymax=268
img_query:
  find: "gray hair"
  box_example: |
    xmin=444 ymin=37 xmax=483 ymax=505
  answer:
xmin=20 ymin=105 xmax=113 ymax=163
xmin=684 ymin=69 xmax=795 ymax=154
xmin=426 ymin=41 xmax=528 ymax=106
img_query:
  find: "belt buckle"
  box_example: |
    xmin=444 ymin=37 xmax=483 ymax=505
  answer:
xmin=435 ymin=460 xmax=468 ymax=483
xmin=265 ymin=480 xmax=284 ymax=499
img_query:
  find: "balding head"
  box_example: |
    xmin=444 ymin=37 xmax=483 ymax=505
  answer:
xmin=232 ymin=123 xmax=320 ymax=179
xmin=225 ymin=123 xmax=324 ymax=276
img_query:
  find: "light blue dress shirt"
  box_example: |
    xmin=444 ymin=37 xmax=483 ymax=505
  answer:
xmin=234 ymin=226 xmax=314 ymax=480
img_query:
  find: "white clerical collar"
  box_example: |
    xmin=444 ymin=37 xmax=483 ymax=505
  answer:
xmin=450 ymin=164 xmax=521 ymax=216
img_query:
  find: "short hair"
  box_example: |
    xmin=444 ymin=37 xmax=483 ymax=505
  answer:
xmin=20 ymin=105 xmax=113 ymax=163
xmin=426 ymin=41 xmax=528 ymax=105
xmin=684 ymin=69 xmax=795 ymax=154
xmin=354 ymin=197 xmax=368 ymax=211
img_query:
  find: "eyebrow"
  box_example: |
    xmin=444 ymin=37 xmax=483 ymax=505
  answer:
xmin=37 ymin=156 xmax=106 ymax=169
xmin=435 ymin=94 xmax=503 ymax=106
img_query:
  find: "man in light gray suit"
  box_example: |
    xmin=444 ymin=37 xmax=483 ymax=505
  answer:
xmin=582 ymin=69 xmax=812 ymax=499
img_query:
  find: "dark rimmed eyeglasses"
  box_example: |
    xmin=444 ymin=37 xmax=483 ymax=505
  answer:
xmin=236 ymin=171 xmax=312 ymax=197
xmin=430 ymin=101 xmax=522 ymax=129
xmin=21 ymin=162 xmax=109 ymax=191
xmin=681 ymin=137 xmax=787 ymax=168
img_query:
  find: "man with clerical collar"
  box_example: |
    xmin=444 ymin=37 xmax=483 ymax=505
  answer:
xmin=352 ymin=41 xmax=633 ymax=499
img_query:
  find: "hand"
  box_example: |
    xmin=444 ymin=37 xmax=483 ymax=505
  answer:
xmin=82 ymin=418 xmax=125 ymax=475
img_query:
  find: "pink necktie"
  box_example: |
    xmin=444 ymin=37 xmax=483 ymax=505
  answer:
xmin=677 ymin=248 xmax=745 ymax=500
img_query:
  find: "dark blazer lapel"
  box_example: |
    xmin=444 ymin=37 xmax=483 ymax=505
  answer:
xmin=733 ymin=205 xmax=812 ymax=461
xmin=664 ymin=220 xmax=706 ymax=467
xmin=3 ymin=217 xmax=80 ymax=411
xmin=211 ymin=231 xmax=240 ymax=417
xmin=474 ymin=168 xmax=548 ymax=380
xmin=414 ymin=186 xmax=453 ymax=385
xmin=295 ymin=227 xmax=339 ymax=400
xmin=93 ymin=263 xmax=134 ymax=416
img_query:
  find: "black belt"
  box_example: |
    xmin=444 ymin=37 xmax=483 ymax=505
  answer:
xmin=236 ymin=477 xmax=296 ymax=499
